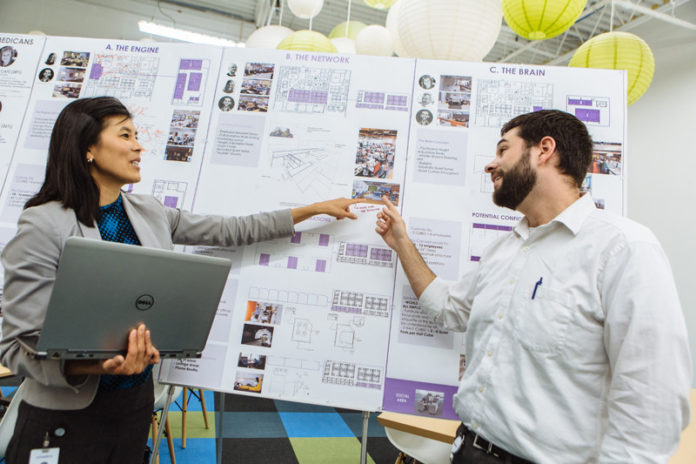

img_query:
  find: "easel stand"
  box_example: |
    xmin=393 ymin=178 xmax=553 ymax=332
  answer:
xmin=150 ymin=385 xmax=176 ymax=464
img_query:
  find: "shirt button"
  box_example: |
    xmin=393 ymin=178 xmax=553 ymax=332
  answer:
xmin=508 ymin=279 xmax=515 ymax=285
xmin=478 ymin=386 xmax=484 ymax=393
xmin=522 ymin=247 xmax=529 ymax=253
xmin=487 ymin=350 xmax=493 ymax=357
xmin=472 ymin=422 xmax=479 ymax=430
xmin=497 ymin=314 xmax=503 ymax=320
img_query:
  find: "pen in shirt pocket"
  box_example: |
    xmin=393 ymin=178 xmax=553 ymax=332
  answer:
xmin=532 ymin=277 xmax=543 ymax=300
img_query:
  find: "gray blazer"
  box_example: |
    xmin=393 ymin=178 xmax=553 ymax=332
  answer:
xmin=0 ymin=193 xmax=294 ymax=410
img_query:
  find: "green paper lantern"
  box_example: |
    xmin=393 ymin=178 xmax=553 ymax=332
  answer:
xmin=277 ymin=30 xmax=337 ymax=53
xmin=365 ymin=0 xmax=398 ymax=9
xmin=502 ymin=0 xmax=586 ymax=40
xmin=328 ymin=21 xmax=367 ymax=40
xmin=569 ymin=31 xmax=655 ymax=106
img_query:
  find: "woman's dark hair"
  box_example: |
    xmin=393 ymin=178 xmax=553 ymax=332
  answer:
xmin=25 ymin=96 xmax=132 ymax=225
xmin=501 ymin=109 xmax=593 ymax=188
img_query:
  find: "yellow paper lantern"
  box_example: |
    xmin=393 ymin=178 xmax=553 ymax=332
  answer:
xmin=502 ymin=0 xmax=586 ymax=40
xmin=277 ymin=30 xmax=337 ymax=53
xmin=328 ymin=21 xmax=367 ymax=40
xmin=569 ymin=31 xmax=655 ymax=106
xmin=365 ymin=0 xmax=398 ymax=9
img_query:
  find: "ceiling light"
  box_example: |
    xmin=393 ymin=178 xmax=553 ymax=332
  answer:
xmin=138 ymin=21 xmax=245 ymax=47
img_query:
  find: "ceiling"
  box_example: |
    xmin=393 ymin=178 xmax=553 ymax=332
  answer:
xmin=157 ymin=0 xmax=696 ymax=64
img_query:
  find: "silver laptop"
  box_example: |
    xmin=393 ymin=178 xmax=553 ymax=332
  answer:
xmin=33 ymin=237 xmax=232 ymax=360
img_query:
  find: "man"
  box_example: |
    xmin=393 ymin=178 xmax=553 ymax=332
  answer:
xmin=375 ymin=110 xmax=691 ymax=463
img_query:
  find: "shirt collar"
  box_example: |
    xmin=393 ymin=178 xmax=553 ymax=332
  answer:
xmin=513 ymin=193 xmax=596 ymax=239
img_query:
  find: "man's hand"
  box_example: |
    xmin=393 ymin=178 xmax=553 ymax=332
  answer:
xmin=376 ymin=196 xmax=409 ymax=252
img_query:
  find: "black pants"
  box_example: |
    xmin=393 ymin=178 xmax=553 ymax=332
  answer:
xmin=6 ymin=376 xmax=154 ymax=464
xmin=450 ymin=424 xmax=534 ymax=464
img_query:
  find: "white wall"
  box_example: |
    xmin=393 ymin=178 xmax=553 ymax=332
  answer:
xmin=1 ymin=0 xmax=695 ymax=384
xmin=0 ymin=0 xmax=258 ymax=43
xmin=627 ymin=5 xmax=696 ymax=385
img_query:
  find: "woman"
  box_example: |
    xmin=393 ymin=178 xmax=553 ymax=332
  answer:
xmin=0 ymin=96 xmax=360 ymax=463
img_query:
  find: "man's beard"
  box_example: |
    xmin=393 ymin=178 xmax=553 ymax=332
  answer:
xmin=492 ymin=147 xmax=537 ymax=210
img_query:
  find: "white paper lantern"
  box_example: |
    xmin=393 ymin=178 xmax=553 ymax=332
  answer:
xmin=287 ymin=0 xmax=324 ymax=19
xmin=331 ymin=38 xmax=357 ymax=54
xmin=246 ymin=25 xmax=294 ymax=49
xmin=385 ymin=1 xmax=409 ymax=57
xmin=356 ymin=25 xmax=394 ymax=56
xmin=397 ymin=0 xmax=502 ymax=61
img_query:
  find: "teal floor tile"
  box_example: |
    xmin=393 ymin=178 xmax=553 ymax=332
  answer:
xmin=279 ymin=412 xmax=355 ymax=438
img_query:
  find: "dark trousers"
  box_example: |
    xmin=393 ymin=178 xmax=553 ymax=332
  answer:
xmin=6 ymin=376 xmax=154 ymax=464
xmin=450 ymin=424 xmax=534 ymax=464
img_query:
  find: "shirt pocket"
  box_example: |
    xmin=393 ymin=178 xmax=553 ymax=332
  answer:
xmin=511 ymin=284 xmax=573 ymax=353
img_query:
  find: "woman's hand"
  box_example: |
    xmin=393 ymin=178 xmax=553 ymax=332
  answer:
xmin=101 ymin=324 xmax=160 ymax=375
xmin=64 ymin=324 xmax=160 ymax=377
xmin=291 ymin=198 xmax=364 ymax=224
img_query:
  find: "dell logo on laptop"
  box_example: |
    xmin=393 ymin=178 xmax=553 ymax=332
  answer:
xmin=135 ymin=294 xmax=154 ymax=310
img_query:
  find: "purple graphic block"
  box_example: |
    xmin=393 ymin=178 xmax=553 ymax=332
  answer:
xmin=179 ymin=59 xmax=202 ymax=70
xmin=287 ymin=256 xmax=298 ymax=269
xmin=187 ymin=73 xmax=202 ymax=91
xmin=318 ymin=234 xmax=330 ymax=246
xmin=290 ymin=232 xmax=302 ymax=244
xmin=163 ymin=196 xmax=178 ymax=208
xmin=173 ymin=73 xmax=187 ymax=100
xmin=382 ymin=377 xmax=460 ymax=420
xmin=315 ymin=259 xmax=327 ymax=272
xmin=471 ymin=256 xmax=481 ymax=262
xmin=533 ymin=106 xmax=543 ymax=112
xmin=89 ymin=63 xmax=103 ymax=80
xmin=259 ymin=254 xmax=270 ymax=266
xmin=575 ymin=108 xmax=600 ymax=123
xmin=568 ymin=98 xmax=593 ymax=106
xmin=387 ymin=95 xmax=407 ymax=106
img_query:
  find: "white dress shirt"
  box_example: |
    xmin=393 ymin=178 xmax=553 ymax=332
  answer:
xmin=419 ymin=194 xmax=691 ymax=463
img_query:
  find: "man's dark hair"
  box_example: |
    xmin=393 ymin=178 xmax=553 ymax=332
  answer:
xmin=501 ymin=110 xmax=593 ymax=187
xmin=25 ymin=96 xmax=132 ymax=225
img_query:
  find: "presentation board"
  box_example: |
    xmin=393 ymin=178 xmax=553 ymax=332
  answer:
xmin=0 ymin=32 xmax=626 ymax=417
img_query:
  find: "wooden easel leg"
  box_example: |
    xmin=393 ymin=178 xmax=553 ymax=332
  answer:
xmin=182 ymin=387 xmax=188 ymax=449
xmin=165 ymin=415 xmax=176 ymax=464
xmin=199 ymin=389 xmax=210 ymax=429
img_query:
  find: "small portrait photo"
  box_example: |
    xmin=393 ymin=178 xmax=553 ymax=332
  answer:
xmin=52 ymin=82 xmax=82 ymax=99
xmin=244 ymin=62 xmax=275 ymax=79
xmin=38 ymin=68 xmax=54 ymax=82
xmin=164 ymin=145 xmax=193 ymax=162
xmin=0 ymin=46 xmax=18 ymax=67
xmin=167 ymin=129 xmax=195 ymax=147
xmin=237 ymin=352 xmax=267 ymax=370
xmin=419 ymin=93 xmax=433 ymax=106
xmin=416 ymin=109 xmax=433 ymax=126
xmin=241 ymin=78 xmax=272 ymax=96
xmin=269 ymin=127 xmax=293 ymax=138
xmin=354 ymin=128 xmax=397 ymax=179
xmin=589 ymin=141 xmax=622 ymax=176
xmin=438 ymin=110 xmax=469 ymax=128
xmin=414 ymin=389 xmax=444 ymax=417
xmin=238 ymin=95 xmax=269 ymax=112
xmin=418 ymin=74 xmax=435 ymax=90
xmin=234 ymin=373 xmax=264 ymax=394
xmin=222 ymin=79 xmax=235 ymax=93
xmin=60 ymin=51 xmax=90 ymax=67
xmin=352 ymin=179 xmax=400 ymax=206
xmin=58 ymin=67 xmax=86 ymax=83
xmin=245 ymin=301 xmax=283 ymax=325
xmin=241 ymin=323 xmax=274 ymax=347
xmin=45 ymin=52 xmax=56 ymax=65
xmin=218 ymin=96 xmax=235 ymax=112
xmin=169 ymin=109 xmax=200 ymax=129
xmin=226 ymin=63 xmax=238 ymax=77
